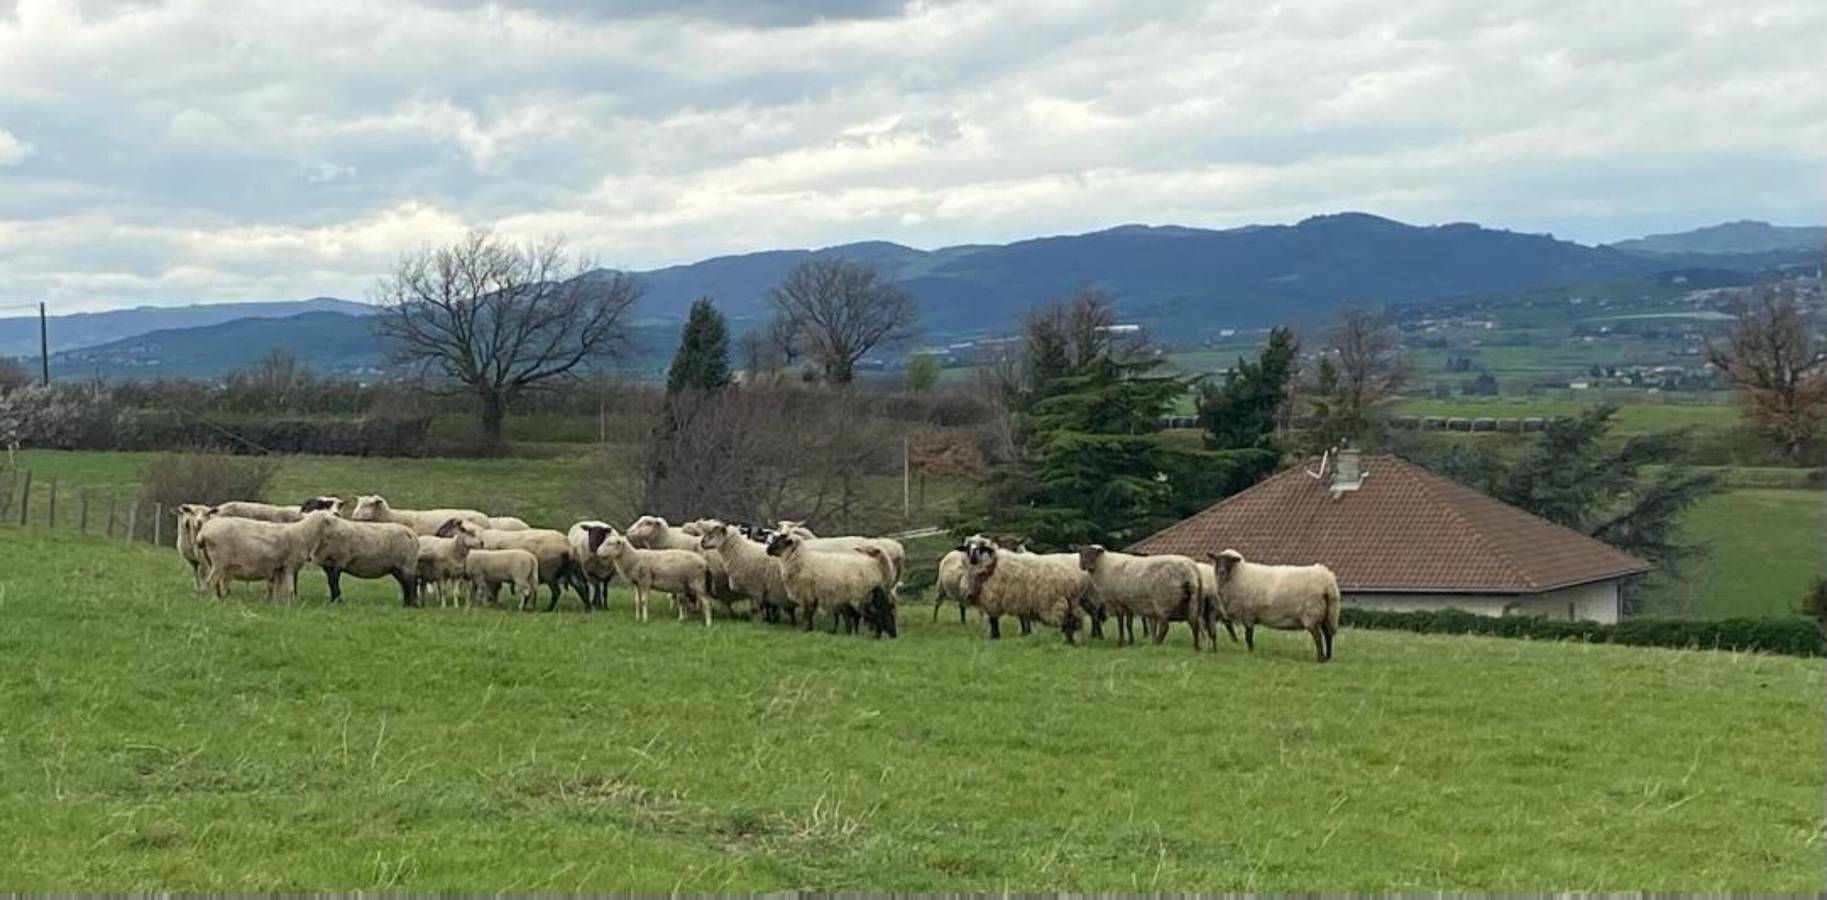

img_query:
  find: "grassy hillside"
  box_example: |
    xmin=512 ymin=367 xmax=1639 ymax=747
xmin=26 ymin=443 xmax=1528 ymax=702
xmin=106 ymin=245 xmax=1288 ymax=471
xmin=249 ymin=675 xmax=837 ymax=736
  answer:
xmin=0 ymin=526 xmax=1820 ymax=891
xmin=1680 ymin=488 xmax=1825 ymax=618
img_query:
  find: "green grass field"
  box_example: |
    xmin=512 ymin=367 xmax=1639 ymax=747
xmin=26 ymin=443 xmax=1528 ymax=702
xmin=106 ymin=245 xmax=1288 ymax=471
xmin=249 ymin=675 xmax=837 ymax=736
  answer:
xmin=0 ymin=526 xmax=1821 ymax=891
xmin=1681 ymin=489 xmax=1825 ymax=618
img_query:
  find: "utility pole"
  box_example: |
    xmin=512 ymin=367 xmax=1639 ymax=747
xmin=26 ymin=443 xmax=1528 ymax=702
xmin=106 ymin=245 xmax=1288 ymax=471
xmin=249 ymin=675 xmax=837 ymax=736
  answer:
xmin=38 ymin=302 xmax=49 ymax=385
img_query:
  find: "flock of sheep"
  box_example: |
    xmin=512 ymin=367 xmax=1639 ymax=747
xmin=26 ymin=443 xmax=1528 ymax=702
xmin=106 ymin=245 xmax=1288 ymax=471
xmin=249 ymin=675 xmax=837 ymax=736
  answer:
xmin=170 ymin=494 xmax=1342 ymax=661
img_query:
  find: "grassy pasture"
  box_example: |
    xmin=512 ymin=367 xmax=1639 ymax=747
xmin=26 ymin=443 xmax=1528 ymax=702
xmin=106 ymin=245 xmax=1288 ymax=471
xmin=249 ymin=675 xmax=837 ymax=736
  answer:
xmin=1390 ymin=397 xmax=1738 ymax=432
xmin=0 ymin=526 xmax=1821 ymax=891
xmin=1680 ymin=488 xmax=1826 ymax=618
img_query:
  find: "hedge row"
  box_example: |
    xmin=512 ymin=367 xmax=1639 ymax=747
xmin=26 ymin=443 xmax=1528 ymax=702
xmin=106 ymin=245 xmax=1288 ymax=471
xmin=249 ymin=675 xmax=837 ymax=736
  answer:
xmin=113 ymin=411 xmax=434 ymax=457
xmin=1342 ymin=607 xmax=1823 ymax=657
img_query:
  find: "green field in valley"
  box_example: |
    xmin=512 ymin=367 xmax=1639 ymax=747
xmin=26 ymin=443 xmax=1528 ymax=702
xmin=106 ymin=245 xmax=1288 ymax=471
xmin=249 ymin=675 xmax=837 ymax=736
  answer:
xmin=1679 ymin=488 xmax=1826 ymax=618
xmin=1390 ymin=397 xmax=1738 ymax=432
xmin=0 ymin=526 xmax=1821 ymax=891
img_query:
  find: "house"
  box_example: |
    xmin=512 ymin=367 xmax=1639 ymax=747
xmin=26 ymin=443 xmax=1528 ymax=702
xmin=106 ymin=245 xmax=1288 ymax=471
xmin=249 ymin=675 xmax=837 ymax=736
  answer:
xmin=1127 ymin=450 xmax=1649 ymax=623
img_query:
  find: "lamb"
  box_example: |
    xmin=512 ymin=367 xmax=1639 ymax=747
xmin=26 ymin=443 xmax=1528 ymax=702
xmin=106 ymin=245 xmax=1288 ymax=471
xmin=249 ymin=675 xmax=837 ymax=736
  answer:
xmin=193 ymin=510 xmax=334 ymax=602
xmin=567 ymin=521 xmax=621 ymax=609
xmin=436 ymin=520 xmax=584 ymax=610
xmin=699 ymin=523 xmax=794 ymax=624
xmin=1076 ymin=544 xmax=1212 ymax=650
xmin=212 ymin=496 xmax=341 ymax=523
xmin=960 ymin=536 xmax=1086 ymax=643
xmin=416 ymin=523 xmax=484 ymax=607
xmin=348 ymin=494 xmax=490 ymax=536
xmin=1206 ymin=549 xmax=1341 ymax=663
xmin=174 ymin=503 xmax=213 ymax=590
xmin=764 ymin=530 xmax=897 ymax=638
xmin=594 ymin=532 xmax=714 ymax=624
xmin=309 ymin=514 xmax=422 ymax=606
xmin=631 ymin=515 xmax=741 ymax=616
xmin=464 ymin=548 xmax=541 ymax=611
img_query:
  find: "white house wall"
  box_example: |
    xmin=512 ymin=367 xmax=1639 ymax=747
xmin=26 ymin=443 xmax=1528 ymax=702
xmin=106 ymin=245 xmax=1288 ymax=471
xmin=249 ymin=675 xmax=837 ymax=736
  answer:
xmin=1345 ymin=579 xmax=1622 ymax=624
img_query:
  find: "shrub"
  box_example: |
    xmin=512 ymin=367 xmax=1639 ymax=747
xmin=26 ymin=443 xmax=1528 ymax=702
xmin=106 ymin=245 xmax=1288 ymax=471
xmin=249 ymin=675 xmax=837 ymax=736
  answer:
xmin=135 ymin=454 xmax=281 ymax=546
xmin=1342 ymin=607 xmax=1822 ymax=657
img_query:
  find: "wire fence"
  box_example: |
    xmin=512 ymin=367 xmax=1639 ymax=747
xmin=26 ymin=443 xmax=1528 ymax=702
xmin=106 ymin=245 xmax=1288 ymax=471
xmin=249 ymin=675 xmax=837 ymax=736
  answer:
xmin=0 ymin=468 xmax=169 ymax=545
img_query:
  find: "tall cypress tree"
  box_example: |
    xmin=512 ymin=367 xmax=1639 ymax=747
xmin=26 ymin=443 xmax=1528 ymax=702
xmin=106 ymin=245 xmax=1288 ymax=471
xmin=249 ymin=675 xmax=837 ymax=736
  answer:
xmin=666 ymin=298 xmax=733 ymax=395
xmin=1198 ymin=326 xmax=1297 ymax=452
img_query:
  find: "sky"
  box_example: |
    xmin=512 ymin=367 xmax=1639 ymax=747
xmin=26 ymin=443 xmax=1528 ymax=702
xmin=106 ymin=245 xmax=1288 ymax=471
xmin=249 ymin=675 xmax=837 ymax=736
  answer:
xmin=0 ymin=0 xmax=1822 ymax=313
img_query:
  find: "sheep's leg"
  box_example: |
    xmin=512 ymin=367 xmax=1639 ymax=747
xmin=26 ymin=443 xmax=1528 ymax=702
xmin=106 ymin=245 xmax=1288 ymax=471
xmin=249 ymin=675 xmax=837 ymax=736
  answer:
xmin=987 ymin=614 xmax=1001 ymax=639
xmin=1221 ymin=619 xmax=1239 ymax=643
xmin=324 ymin=567 xmax=343 ymax=604
xmin=958 ymin=603 xmax=967 ymax=625
xmin=1308 ymin=624 xmax=1328 ymax=663
xmin=395 ymin=571 xmax=418 ymax=608
xmin=1151 ymin=617 xmax=1168 ymax=645
xmin=1322 ymin=621 xmax=1335 ymax=661
xmin=802 ymin=601 xmax=816 ymax=632
xmin=1243 ymin=624 xmax=1255 ymax=651
xmin=1018 ymin=616 xmax=1032 ymax=636
xmin=700 ymin=590 xmax=713 ymax=627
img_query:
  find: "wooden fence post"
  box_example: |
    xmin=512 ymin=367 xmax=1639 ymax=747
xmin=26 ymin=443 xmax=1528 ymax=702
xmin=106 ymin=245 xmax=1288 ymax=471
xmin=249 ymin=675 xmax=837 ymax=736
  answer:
xmin=17 ymin=469 xmax=30 ymax=526
xmin=125 ymin=498 xmax=139 ymax=543
xmin=46 ymin=476 xmax=57 ymax=529
xmin=153 ymin=503 xmax=163 ymax=546
xmin=106 ymin=493 xmax=117 ymax=538
xmin=79 ymin=490 xmax=89 ymax=534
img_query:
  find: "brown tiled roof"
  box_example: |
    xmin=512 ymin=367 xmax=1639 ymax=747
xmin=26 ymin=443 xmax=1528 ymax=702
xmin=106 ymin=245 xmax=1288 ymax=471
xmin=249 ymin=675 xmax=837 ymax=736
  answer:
xmin=1128 ymin=454 xmax=1649 ymax=593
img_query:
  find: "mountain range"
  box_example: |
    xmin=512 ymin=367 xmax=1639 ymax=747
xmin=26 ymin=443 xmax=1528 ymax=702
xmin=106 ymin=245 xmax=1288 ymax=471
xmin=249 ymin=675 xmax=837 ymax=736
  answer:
xmin=18 ymin=214 xmax=1821 ymax=379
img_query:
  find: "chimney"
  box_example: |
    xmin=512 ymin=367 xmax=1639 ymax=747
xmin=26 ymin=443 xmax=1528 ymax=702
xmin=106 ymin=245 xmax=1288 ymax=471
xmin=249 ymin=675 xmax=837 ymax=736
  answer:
xmin=1331 ymin=447 xmax=1365 ymax=495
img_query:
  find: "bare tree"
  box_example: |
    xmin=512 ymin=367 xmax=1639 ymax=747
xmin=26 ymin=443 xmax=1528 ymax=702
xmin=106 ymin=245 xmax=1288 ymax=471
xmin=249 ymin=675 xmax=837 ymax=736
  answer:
xmin=766 ymin=259 xmax=916 ymax=384
xmin=376 ymin=230 xmax=639 ymax=443
xmin=1315 ymin=305 xmax=1410 ymax=445
xmin=1706 ymin=284 xmax=1827 ymax=463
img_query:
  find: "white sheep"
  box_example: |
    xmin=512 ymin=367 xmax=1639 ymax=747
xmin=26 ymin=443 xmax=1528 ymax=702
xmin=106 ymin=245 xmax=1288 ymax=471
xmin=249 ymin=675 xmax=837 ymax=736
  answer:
xmin=931 ymin=548 xmax=970 ymax=623
xmin=631 ymin=515 xmax=744 ymax=616
xmin=437 ymin=520 xmax=583 ymax=610
xmin=567 ymin=521 xmax=621 ymax=609
xmin=464 ymin=548 xmax=541 ymax=610
xmin=960 ymin=536 xmax=1087 ymax=643
xmin=1076 ymin=544 xmax=1212 ymax=650
xmin=699 ymin=523 xmax=794 ymax=624
xmin=779 ymin=527 xmax=907 ymax=592
xmin=486 ymin=516 xmax=531 ymax=531
xmin=348 ymin=494 xmax=490 ymax=536
xmin=1195 ymin=561 xmax=1240 ymax=644
xmin=212 ymin=496 xmax=340 ymax=524
xmin=417 ymin=527 xmax=484 ymax=607
xmin=764 ymin=531 xmax=897 ymax=638
xmin=174 ymin=503 xmax=213 ymax=590
xmin=308 ymin=514 xmax=421 ymax=606
xmin=194 ymin=510 xmax=334 ymax=602
xmin=595 ymin=532 xmax=713 ymax=624
xmin=1207 ymin=549 xmax=1341 ymax=663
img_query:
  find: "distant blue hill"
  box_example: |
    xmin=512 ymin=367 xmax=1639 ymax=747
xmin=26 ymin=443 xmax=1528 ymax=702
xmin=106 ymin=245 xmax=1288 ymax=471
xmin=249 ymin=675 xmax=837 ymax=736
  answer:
xmin=17 ymin=212 xmax=1816 ymax=380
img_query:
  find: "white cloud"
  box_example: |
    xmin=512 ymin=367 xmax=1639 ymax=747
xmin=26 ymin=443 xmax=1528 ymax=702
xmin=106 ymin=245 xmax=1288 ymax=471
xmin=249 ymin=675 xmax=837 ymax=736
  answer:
xmin=0 ymin=0 xmax=1822 ymax=310
xmin=0 ymin=126 xmax=30 ymax=165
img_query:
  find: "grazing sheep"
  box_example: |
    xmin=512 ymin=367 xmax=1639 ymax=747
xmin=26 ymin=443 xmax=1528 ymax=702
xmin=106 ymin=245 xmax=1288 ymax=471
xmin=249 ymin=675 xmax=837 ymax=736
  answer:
xmin=212 ymin=496 xmax=341 ymax=523
xmin=1207 ymin=549 xmax=1341 ymax=663
xmin=699 ymin=523 xmax=795 ymax=624
xmin=765 ymin=531 xmax=897 ymax=638
xmin=308 ymin=514 xmax=421 ymax=606
xmin=194 ymin=510 xmax=333 ymax=602
xmin=417 ymin=523 xmax=484 ymax=607
xmin=595 ymin=532 xmax=713 ymax=624
xmin=960 ymin=536 xmax=1086 ymax=643
xmin=348 ymin=494 xmax=490 ymax=536
xmin=174 ymin=503 xmax=213 ymax=590
xmin=486 ymin=516 xmax=531 ymax=531
xmin=436 ymin=520 xmax=584 ymax=610
xmin=464 ymin=548 xmax=541 ymax=611
xmin=1076 ymin=545 xmax=1211 ymax=650
xmin=778 ymin=526 xmax=907 ymax=592
xmin=567 ymin=521 xmax=621 ymax=609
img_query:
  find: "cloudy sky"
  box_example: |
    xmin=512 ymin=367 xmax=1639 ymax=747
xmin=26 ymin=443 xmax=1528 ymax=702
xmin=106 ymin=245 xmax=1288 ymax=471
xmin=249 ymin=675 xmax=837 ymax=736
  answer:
xmin=1 ymin=0 xmax=1822 ymax=312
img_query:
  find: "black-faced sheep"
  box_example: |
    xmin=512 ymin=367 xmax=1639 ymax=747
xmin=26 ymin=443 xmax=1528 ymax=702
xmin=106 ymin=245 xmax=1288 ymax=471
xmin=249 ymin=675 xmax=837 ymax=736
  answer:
xmin=699 ymin=523 xmax=795 ymax=624
xmin=567 ymin=521 xmax=621 ymax=609
xmin=961 ymin=536 xmax=1085 ymax=643
xmin=212 ymin=496 xmax=341 ymax=523
xmin=1207 ymin=549 xmax=1341 ymax=662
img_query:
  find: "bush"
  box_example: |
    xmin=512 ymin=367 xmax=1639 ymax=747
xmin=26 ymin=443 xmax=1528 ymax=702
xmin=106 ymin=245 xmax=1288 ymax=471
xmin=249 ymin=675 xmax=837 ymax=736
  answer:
xmin=136 ymin=454 xmax=281 ymax=546
xmin=1342 ymin=607 xmax=1822 ymax=657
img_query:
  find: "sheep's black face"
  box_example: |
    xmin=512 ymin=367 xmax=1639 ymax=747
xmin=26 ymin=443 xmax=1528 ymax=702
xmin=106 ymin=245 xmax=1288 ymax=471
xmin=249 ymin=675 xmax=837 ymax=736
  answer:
xmin=434 ymin=519 xmax=461 ymax=538
xmin=866 ymin=590 xmax=898 ymax=638
xmin=585 ymin=525 xmax=613 ymax=554
xmin=764 ymin=533 xmax=792 ymax=557
xmin=300 ymin=496 xmax=337 ymax=513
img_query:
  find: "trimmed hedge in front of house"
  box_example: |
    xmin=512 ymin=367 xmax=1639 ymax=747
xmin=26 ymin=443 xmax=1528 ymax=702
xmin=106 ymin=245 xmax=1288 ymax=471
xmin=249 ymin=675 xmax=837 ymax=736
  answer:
xmin=1341 ymin=607 xmax=1823 ymax=657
